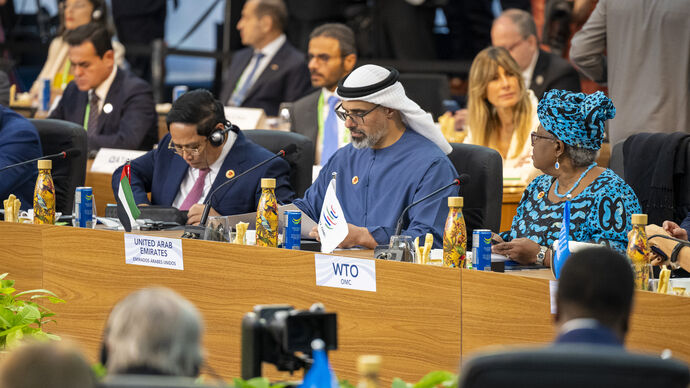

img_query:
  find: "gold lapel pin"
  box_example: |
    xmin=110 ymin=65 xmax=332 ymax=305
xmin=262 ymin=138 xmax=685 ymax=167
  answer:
xmin=270 ymin=63 xmax=279 ymax=71
xmin=352 ymin=176 xmax=359 ymax=185
xmin=226 ymin=169 xmax=235 ymax=179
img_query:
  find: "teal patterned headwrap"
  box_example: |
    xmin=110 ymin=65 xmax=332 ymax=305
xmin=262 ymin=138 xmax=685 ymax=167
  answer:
xmin=537 ymin=90 xmax=615 ymax=150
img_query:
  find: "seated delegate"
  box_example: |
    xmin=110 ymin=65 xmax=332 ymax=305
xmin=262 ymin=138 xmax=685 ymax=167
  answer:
xmin=111 ymin=89 xmax=295 ymax=225
xmin=492 ymin=89 xmax=642 ymax=266
xmin=450 ymin=46 xmax=540 ymax=182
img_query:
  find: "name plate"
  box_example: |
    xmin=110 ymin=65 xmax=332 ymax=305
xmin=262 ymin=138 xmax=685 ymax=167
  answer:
xmin=124 ymin=234 xmax=184 ymax=270
xmin=91 ymin=148 xmax=147 ymax=174
xmin=314 ymin=254 xmax=376 ymax=292
xmin=224 ymin=106 xmax=266 ymax=130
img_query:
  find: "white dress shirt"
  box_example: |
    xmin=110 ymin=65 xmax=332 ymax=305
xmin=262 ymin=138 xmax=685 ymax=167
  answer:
xmin=521 ymin=49 xmax=539 ymax=90
xmin=172 ymin=131 xmax=237 ymax=209
xmin=90 ymin=65 xmax=118 ymax=112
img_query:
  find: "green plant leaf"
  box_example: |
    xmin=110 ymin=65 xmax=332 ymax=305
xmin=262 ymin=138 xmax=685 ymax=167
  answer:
xmin=15 ymin=289 xmax=59 ymax=298
xmin=15 ymin=304 xmax=41 ymax=325
xmin=0 ymin=273 xmax=8 ymax=280
xmin=412 ymin=370 xmax=457 ymax=388
xmin=339 ymin=379 xmax=356 ymax=388
xmin=5 ymin=326 xmax=25 ymax=348
xmin=246 ymin=377 xmax=270 ymax=388
xmin=45 ymin=333 xmax=61 ymax=341
xmin=392 ymin=377 xmax=411 ymax=388
xmin=0 ymin=287 xmax=16 ymax=295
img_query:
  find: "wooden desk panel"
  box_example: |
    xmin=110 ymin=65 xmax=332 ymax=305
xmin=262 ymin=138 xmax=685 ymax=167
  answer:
xmin=2 ymin=223 xmax=689 ymax=384
xmin=13 ymin=224 xmax=461 ymax=383
xmin=0 ymin=222 xmax=44 ymax=290
xmin=460 ymin=269 xmax=554 ymax=355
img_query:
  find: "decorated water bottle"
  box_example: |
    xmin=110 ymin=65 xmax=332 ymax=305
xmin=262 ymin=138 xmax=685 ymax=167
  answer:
xmin=33 ymin=159 xmax=55 ymax=224
xmin=443 ymin=196 xmax=466 ymax=268
xmin=627 ymin=213 xmax=651 ymax=291
xmin=357 ymin=355 xmax=381 ymax=388
xmin=256 ymin=178 xmax=278 ymax=247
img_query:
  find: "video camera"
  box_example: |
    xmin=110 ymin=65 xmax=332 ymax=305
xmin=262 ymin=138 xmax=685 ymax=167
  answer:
xmin=240 ymin=303 xmax=337 ymax=379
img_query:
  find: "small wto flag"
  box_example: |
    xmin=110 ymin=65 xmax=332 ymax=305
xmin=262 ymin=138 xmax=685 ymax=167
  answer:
xmin=318 ymin=173 xmax=348 ymax=253
xmin=554 ymin=200 xmax=571 ymax=279
xmin=116 ymin=161 xmax=141 ymax=232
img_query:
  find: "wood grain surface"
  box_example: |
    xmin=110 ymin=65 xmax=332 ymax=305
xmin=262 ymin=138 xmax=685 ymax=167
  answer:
xmin=1 ymin=222 xmax=688 ymax=384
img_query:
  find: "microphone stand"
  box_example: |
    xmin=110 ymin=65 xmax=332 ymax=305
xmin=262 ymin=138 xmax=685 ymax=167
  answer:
xmin=0 ymin=151 xmax=70 ymax=173
xmin=182 ymin=149 xmax=289 ymax=240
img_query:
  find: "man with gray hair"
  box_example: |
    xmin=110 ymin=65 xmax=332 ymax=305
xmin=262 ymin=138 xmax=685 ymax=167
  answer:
xmin=294 ymin=64 xmax=458 ymax=249
xmin=491 ymin=8 xmax=580 ymax=99
xmin=289 ymin=23 xmax=358 ymax=165
xmin=101 ymin=287 xmax=204 ymax=377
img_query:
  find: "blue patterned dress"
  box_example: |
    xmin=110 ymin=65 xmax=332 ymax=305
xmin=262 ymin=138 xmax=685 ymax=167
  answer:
xmin=500 ymin=169 xmax=642 ymax=252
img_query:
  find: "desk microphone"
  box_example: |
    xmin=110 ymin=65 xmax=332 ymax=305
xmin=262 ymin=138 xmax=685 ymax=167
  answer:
xmin=0 ymin=148 xmax=81 ymax=173
xmin=196 ymin=143 xmax=297 ymax=229
xmin=393 ymin=173 xmax=470 ymax=236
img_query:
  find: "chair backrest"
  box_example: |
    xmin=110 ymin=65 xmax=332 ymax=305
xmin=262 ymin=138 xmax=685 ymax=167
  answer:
xmin=448 ymin=143 xmax=503 ymax=245
xmin=242 ymin=130 xmax=314 ymax=198
xmin=398 ymin=72 xmax=450 ymax=120
xmin=609 ymin=141 xmax=624 ymax=178
xmin=28 ymin=118 xmax=87 ymax=215
xmin=459 ymin=345 xmax=690 ymax=388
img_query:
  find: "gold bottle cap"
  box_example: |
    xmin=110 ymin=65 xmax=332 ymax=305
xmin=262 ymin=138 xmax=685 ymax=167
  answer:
xmin=631 ymin=214 xmax=647 ymax=225
xmin=261 ymin=178 xmax=276 ymax=188
xmin=448 ymin=196 xmax=463 ymax=208
xmin=357 ymin=355 xmax=382 ymax=374
xmin=37 ymin=159 xmax=52 ymax=170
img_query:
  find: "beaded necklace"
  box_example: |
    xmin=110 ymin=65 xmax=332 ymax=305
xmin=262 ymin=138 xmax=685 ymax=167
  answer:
xmin=554 ymin=162 xmax=597 ymax=199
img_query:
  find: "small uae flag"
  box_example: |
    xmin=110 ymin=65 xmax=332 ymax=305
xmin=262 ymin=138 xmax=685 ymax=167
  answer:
xmin=116 ymin=161 xmax=141 ymax=232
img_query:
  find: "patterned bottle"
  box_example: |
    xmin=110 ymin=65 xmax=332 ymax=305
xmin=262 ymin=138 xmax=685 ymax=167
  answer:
xmin=627 ymin=213 xmax=651 ymax=291
xmin=255 ymin=178 xmax=278 ymax=247
xmin=443 ymin=196 xmax=466 ymax=268
xmin=33 ymin=159 xmax=55 ymax=224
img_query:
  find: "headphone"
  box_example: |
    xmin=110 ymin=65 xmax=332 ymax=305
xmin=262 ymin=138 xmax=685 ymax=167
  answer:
xmin=206 ymin=99 xmax=239 ymax=147
xmin=91 ymin=0 xmax=105 ymax=21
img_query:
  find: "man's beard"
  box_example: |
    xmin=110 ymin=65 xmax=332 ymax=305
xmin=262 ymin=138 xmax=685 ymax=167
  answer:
xmin=349 ymin=127 xmax=383 ymax=149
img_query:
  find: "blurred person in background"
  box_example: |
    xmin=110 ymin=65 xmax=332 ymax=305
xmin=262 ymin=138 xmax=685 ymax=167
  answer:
xmin=219 ymin=0 xmax=312 ymax=116
xmin=289 ymin=23 xmax=357 ymax=165
xmin=491 ymin=8 xmax=580 ymax=100
xmin=102 ymin=287 xmax=204 ymax=377
xmin=454 ymin=46 xmax=540 ymax=181
xmin=29 ymin=0 xmax=125 ymax=104
xmin=0 ymin=341 xmax=97 ymax=388
xmin=49 ymin=23 xmax=157 ymax=153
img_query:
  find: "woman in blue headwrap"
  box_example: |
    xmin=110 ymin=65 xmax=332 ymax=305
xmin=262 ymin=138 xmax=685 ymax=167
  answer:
xmin=491 ymin=89 xmax=642 ymax=267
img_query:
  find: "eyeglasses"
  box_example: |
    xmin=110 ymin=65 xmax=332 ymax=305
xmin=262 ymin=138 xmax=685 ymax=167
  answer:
xmin=530 ymin=132 xmax=557 ymax=146
xmin=168 ymin=139 xmax=207 ymax=156
xmin=504 ymin=38 xmax=527 ymax=53
xmin=334 ymin=103 xmax=381 ymax=125
xmin=307 ymin=53 xmax=345 ymax=64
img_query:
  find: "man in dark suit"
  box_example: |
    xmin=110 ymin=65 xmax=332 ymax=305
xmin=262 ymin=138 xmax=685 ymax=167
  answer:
xmin=219 ymin=0 xmax=312 ymax=116
xmin=289 ymin=23 xmax=357 ymax=166
xmin=491 ymin=8 xmax=580 ymax=100
xmin=111 ymin=89 xmax=295 ymax=225
xmin=49 ymin=23 xmax=157 ymax=154
xmin=554 ymin=247 xmax=634 ymax=347
xmin=0 ymin=105 xmax=42 ymax=209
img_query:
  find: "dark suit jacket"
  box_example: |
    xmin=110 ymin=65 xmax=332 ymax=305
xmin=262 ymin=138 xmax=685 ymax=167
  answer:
xmin=288 ymin=89 xmax=320 ymax=151
xmin=531 ymin=50 xmax=581 ymax=100
xmin=111 ymin=131 xmax=296 ymax=216
xmin=0 ymin=105 xmax=42 ymax=209
xmin=50 ymin=68 xmax=157 ymax=152
xmin=219 ymin=41 xmax=312 ymax=116
xmin=554 ymin=325 xmax=623 ymax=347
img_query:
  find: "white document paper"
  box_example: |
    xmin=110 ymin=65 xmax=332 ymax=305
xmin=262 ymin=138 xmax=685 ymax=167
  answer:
xmin=314 ymin=254 xmax=376 ymax=292
xmin=223 ymin=106 xmax=266 ymax=130
xmin=124 ymin=234 xmax=184 ymax=271
xmin=549 ymin=280 xmax=558 ymax=315
xmin=223 ymin=204 xmax=317 ymax=238
xmin=91 ymin=148 xmax=147 ymax=174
